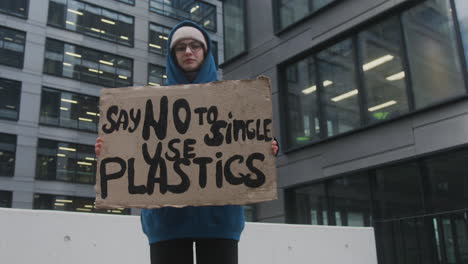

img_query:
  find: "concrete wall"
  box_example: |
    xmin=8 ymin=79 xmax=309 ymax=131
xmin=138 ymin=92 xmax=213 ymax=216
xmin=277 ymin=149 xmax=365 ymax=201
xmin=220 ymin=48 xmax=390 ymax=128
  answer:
xmin=0 ymin=208 xmax=378 ymax=264
xmin=221 ymin=0 xmax=468 ymax=222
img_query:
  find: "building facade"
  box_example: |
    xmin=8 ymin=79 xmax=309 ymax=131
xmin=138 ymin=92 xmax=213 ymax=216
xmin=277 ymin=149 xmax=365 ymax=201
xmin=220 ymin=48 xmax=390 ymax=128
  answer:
xmin=0 ymin=0 xmax=225 ymax=215
xmin=221 ymin=0 xmax=468 ymax=263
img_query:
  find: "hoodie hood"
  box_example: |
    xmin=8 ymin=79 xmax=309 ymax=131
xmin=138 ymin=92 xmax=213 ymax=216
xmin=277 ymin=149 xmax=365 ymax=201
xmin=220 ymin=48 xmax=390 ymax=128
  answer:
xmin=165 ymin=21 xmax=217 ymax=85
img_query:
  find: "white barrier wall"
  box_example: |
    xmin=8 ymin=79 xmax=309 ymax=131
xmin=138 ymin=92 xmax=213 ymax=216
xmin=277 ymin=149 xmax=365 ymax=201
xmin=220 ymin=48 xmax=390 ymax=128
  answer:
xmin=0 ymin=208 xmax=378 ymax=264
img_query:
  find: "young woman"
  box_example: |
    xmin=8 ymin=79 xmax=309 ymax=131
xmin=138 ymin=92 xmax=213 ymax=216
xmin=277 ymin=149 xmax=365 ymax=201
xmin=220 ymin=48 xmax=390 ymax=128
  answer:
xmin=95 ymin=21 xmax=279 ymax=264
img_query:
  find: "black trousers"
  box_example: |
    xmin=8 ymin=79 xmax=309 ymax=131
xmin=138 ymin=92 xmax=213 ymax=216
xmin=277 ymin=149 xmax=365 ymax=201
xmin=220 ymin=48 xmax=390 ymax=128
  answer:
xmin=150 ymin=238 xmax=238 ymax=264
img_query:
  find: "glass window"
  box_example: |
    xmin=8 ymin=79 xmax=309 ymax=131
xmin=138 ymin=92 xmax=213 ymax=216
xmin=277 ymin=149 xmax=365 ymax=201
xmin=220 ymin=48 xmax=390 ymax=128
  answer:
xmin=243 ymin=205 xmax=255 ymax=222
xmin=0 ymin=133 xmax=16 ymax=177
xmin=43 ymin=38 xmax=133 ymax=87
xmin=0 ymin=0 xmax=28 ymax=18
xmin=47 ymin=0 xmax=134 ymax=46
xmin=148 ymin=23 xmax=170 ymax=55
xmin=284 ymin=56 xmax=321 ymax=148
xmin=33 ymin=193 xmax=130 ymax=214
xmin=223 ymin=0 xmax=246 ymax=61
xmin=276 ymin=0 xmax=336 ymax=30
xmin=0 ymin=190 xmax=12 ymax=208
xmin=0 ymin=26 xmax=26 ymax=69
xmin=328 ymin=173 xmax=371 ymax=227
xmin=149 ymin=0 xmax=216 ymax=32
xmin=36 ymin=139 xmax=96 ymax=184
xmin=402 ymin=0 xmax=465 ymax=109
xmin=424 ymin=149 xmax=468 ymax=213
xmin=148 ymin=64 xmax=166 ymax=86
xmin=0 ymin=77 xmax=21 ymax=120
xmin=40 ymin=87 xmax=99 ymax=132
xmin=317 ymin=39 xmax=360 ymax=136
xmin=358 ymin=16 xmax=409 ymax=123
xmin=114 ymin=0 xmax=134 ymax=5
xmin=290 ymin=183 xmax=328 ymax=225
xmin=374 ymin=162 xmax=424 ymax=220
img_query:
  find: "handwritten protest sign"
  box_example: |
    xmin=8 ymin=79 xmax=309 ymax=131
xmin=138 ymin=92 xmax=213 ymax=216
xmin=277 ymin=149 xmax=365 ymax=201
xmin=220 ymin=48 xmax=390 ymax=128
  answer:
xmin=95 ymin=77 xmax=277 ymax=208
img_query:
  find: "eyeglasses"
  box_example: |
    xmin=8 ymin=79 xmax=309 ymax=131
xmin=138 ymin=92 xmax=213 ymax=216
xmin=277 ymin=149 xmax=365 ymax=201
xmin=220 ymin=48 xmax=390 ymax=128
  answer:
xmin=174 ymin=41 xmax=204 ymax=53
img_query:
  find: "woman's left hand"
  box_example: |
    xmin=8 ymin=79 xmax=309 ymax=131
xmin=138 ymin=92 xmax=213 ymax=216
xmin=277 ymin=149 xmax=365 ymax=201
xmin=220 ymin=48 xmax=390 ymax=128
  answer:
xmin=272 ymin=140 xmax=278 ymax=156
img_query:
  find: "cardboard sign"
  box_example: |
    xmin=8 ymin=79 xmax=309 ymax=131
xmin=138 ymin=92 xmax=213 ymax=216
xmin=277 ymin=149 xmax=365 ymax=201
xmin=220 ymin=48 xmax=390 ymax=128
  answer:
xmin=95 ymin=77 xmax=277 ymax=208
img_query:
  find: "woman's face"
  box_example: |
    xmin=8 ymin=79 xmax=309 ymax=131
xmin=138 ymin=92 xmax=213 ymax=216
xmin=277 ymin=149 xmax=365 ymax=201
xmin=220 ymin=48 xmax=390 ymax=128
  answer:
xmin=173 ymin=39 xmax=205 ymax=72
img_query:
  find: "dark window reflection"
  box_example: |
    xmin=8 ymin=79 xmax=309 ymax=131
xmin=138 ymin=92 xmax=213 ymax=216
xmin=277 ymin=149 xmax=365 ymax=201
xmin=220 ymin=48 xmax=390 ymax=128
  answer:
xmin=148 ymin=64 xmax=166 ymax=86
xmin=358 ymin=16 xmax=409 ymax=123
xmin=0 ymin=190 xmax=12 ymax=208
xmin=285 ymin=57 xmax=321 ymax=148
xmin=374 ymin=162 xmax=424 ymax=220
xmin=277 ymin=0 xmax=336 ymax=30
xmin=33 ymin=193 xmax=130 ymax=215
xmin=317 ymin=39 xmax=360 ymax=136
xmin=40 ymin=87 xmax=99 ymax=132
xmin=48 ymin=0 xmax=134 ymax=46
xmin=0 ymin=0 xmax=28 ymax=18
xmin=402 ymin=0 xmax=465 ymax=108
xmin=328 ymin=173 xmax=371 ymax=226
xmin=291 ymin=183 xmax=328 ymax=225
xmin=212 ymin=40 xmax=219 ymax=67
xmin=149 ymin=0 xmax=216 ymax=32
xmin=43 ymin=38 xmax=133 ymax=87
xmin=114 ymin=0 xmax=134 ymax=5
xmin=148 ymin=23 xmax=170 ymax=55
xmin=0 ymin=78 xmax=21 ymax=120
xmin=425 ymin=149 xmax=468 ymax=213
xmin=36 ymin=139 xmax=96 ymax=184
xmin=223 ymin=0 xmax=246 ymax=61
xmin=0 ymin=26 xmax=26 ymax=69
xmin=0 ymin=133 xmax=16 ymax=177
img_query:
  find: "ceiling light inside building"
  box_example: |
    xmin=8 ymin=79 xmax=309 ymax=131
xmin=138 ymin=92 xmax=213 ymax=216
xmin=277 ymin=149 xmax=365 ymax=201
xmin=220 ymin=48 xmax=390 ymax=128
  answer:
xmin=368 ymin=100 xmax=397 ymax=112
xmin=302 ymin=80 xmax=333 ymax=94
xmin=99 ymin=60 xmax=114 ymax=66
xmin=362 ymin=55 xmax=394 ymax=71
xmin=58 ymin=147 xmax=76 ymax=152
xmin=61 ymin=98 xmax=78 ymax=104
xmin=386 ymin=71 xmax=405 ymax=81
xmin=65 ymin=51 xmax=82 ymax=58
xmin=149 ymin=43 xmax=162 ymax=49
xmin=67 ymin=9 xmax=83 ymax=16
xmin=331 ymin=89 xmax=358 ymax=102
xmin=190 ymin=5 xmax=200 ymax=13
xmin=101 ymin=18 xmax=116 ymax=25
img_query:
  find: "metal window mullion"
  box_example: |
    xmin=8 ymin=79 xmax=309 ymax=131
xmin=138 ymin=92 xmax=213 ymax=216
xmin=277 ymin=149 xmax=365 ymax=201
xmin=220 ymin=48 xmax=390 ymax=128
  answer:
xmin=352 ymin=35 xmax=369 ymax=126
xmin=398 ymin=13 xmax=416 ymax=111
xmin=314 ymin=54 xmax=327 ymax=140
xmin=448 ymin=0 xmax=468 ymax=93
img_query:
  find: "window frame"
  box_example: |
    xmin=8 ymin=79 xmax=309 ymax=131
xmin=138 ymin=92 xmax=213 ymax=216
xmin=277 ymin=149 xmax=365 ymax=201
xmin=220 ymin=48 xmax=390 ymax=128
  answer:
xmin=220 ymin=0 xmax=248 ymax=66
xmin=38 ymin=86 xmax=99 ymax=133
xmin=43 ymin=38 xmax=134 ymax=88
xmin=0 ymin=0 xmax=29 ymax=19
xmin=113 ymin=0 xmax=135 ymax=6
xmin=0 ymin=25 xmax=26 ymax=69
xmin=0 ymin=77 xmax=22 ymax=121
xmin=147 ymin=63 xmax=166 ymax=86
xmin=0 ymin=132 xmax=17 ymax=178
xmin=148 ymin=22 xmax=171 ymax=56
xmin=46 ymin=0 xmax=135 ymax=47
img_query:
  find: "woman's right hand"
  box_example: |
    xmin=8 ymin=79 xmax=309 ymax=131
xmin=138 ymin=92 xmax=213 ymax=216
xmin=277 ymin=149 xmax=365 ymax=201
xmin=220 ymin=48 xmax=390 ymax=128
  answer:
xmin=95 ymin=137 xmax=103 ymax=157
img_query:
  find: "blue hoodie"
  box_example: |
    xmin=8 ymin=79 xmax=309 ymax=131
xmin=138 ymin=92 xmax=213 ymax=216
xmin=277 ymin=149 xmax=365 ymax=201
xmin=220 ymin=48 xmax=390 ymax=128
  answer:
xmin=140 ymin=21 xmax=245 ymax=244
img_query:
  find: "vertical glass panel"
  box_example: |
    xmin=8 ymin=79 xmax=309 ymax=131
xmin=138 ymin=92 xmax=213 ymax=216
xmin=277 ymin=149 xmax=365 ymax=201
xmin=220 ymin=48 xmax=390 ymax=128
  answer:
xmin=114 ymin=0 xmax=134 ymax=5
xmin=212 ymin=41 xmax=219 ymax=67
xmin=374 ymin=162 xmax=424 ymax=220
xmin=441 ymin=217 xmax=457 ymax=264
xmin=243 ymin=205 xmax=255 ymax=222
xmin=402 ymin=0 xmax=465 ymax=108
xmin=148 ymin=64 xmax=166 ymax=86
xmin=0 ymin=78 xmax=21 ymax=120
xmin=47 ymin=0 xmax=134 ymax=46
xmin=358 ymin=16 xmax=409 ymax=123
xmin=317 ymin=39 xmax=360 ymax=136
xmin=0 ymin=0 xmax=28 ymax=18
xmin=328 ymin=173 xmax=371 ymax=227
xmin=0 ymin=133 xmax=16 ymax=177
xmin=374 ymin=221 xmax=398 ymax=264
xmin=223 ymin=0 xmax=246 ymax=61
xmin=0 ymin=190 xmax=12 ymax=208
xmin=149 ymin=23 xmax=170 ymax=55
xmin=149 ymin=0 xmax=216 ymax=32
xmin=453 ymin=212 xmax=468 ymax=263
xmin=0 ymin=26 xmax=26 ymax=68
xmin=424 ymin=149 xmax=468 ymax=212
xmin=292 ymin=183 xmax=328 ymax=225
xmin=277 ymin=0 xmax=336 ymax=30
xmin=285 ymin=57 xmax=321 ymax=147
